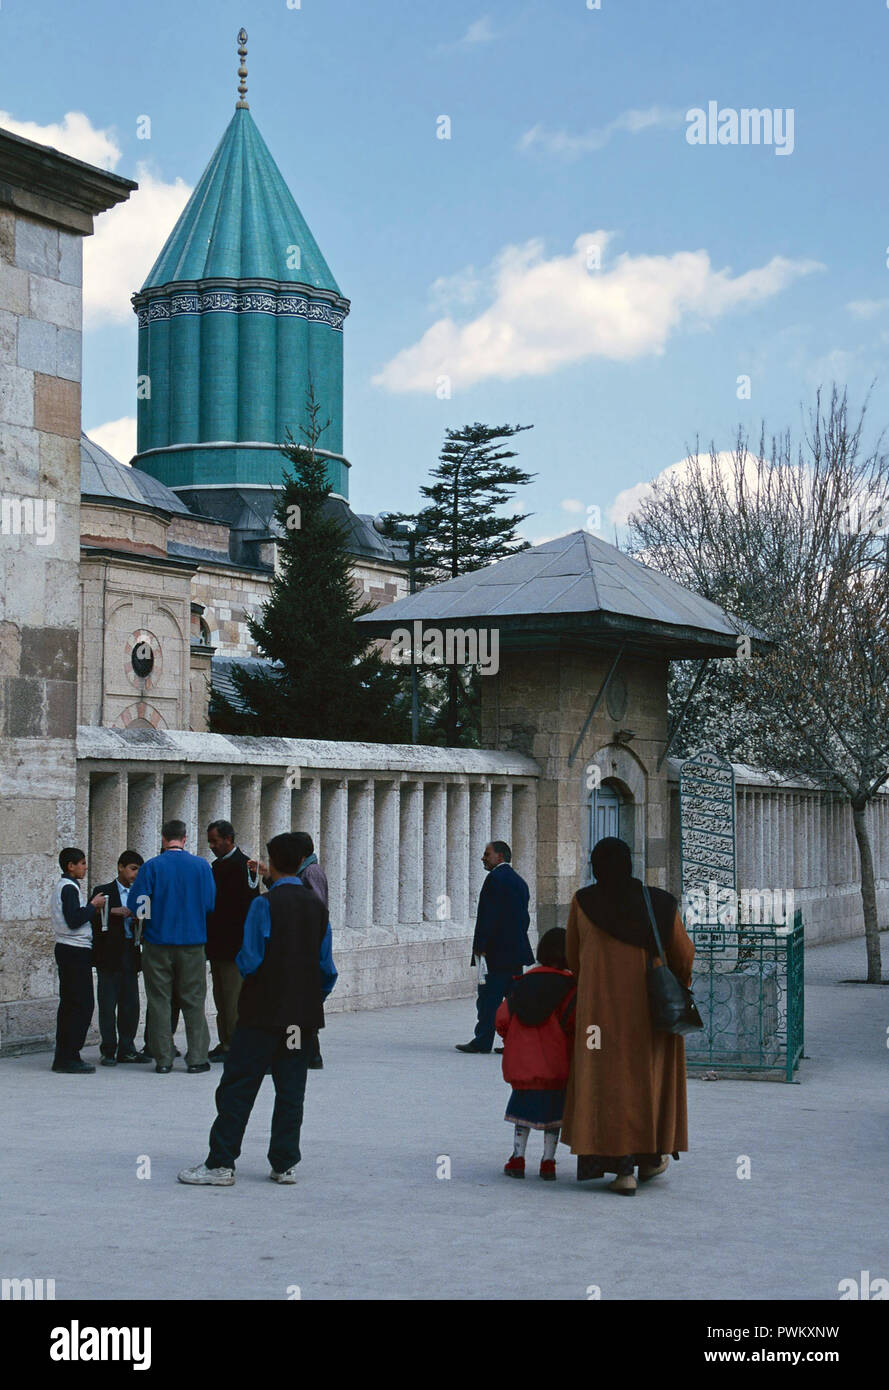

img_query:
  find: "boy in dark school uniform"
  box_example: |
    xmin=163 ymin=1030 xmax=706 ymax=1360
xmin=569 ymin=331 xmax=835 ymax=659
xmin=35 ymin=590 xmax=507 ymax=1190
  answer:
xmin=90 ymin=850 xmax=152 ymax=1066
xmin=52 ymin=848 xmax=107 ymax=1074
xmin=178 ymin=832 xmax=337 ymax=1187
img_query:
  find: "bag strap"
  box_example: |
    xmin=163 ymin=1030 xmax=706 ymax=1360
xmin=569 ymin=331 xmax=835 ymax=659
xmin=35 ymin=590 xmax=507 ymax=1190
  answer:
xmin=641 ymin=884 xmax=666 ymax=962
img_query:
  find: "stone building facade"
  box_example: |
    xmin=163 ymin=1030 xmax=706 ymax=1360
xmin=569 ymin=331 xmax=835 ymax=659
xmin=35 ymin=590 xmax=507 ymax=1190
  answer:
xmin=77 ymin=431 xmax=410 ymax=733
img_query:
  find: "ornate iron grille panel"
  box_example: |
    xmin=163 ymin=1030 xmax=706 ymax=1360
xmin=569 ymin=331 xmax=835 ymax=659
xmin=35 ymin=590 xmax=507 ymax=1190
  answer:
xmin=685 ymin=913 xmax=805 ymax=1081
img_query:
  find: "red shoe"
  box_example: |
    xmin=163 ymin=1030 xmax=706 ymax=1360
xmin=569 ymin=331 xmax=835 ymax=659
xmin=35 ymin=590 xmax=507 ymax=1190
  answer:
xmin=504 ymin=1156 xmax=525 ymax=1178
xmin=539 ymin=1160 xmax=556 ymax=1181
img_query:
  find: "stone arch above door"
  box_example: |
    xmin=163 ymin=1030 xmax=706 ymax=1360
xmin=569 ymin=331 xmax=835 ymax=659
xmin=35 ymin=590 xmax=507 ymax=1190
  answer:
xmin=582 ymin=742 xmax=647 ymax=879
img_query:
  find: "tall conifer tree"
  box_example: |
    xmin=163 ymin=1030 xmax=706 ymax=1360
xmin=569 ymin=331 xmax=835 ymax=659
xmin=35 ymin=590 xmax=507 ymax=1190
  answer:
xmin=210 ymin=393 xmax=409 ymax=741
xmin=385 ymin=422 xmax=534 ymax=745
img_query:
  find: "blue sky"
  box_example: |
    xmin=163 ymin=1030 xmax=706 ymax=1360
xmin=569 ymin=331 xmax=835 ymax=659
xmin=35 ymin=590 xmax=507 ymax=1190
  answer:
xmin=4 ymin=0 xmax=889 ymax=541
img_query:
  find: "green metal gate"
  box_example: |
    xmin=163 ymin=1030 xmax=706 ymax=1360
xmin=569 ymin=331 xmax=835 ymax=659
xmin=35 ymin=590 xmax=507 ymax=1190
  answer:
xmin=685 ymin=910 xmax=805 ymax=1082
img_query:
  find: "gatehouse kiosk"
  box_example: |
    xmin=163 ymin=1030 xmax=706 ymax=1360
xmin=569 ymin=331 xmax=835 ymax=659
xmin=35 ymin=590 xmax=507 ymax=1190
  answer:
xmin=358 ymin=528 xmax=767 ymax=935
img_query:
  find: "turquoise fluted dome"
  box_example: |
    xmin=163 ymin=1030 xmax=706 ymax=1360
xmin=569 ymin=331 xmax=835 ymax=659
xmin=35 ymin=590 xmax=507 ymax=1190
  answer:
xmin=141 ymin=108 xmax=342 ymax=292
xmin=132 ymin=105 xmax=351 ymax=500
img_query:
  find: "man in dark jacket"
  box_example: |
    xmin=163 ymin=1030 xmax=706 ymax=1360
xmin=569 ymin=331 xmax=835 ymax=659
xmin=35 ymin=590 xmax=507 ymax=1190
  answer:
xmin=178 ymin=832 xmax=337 ymax=1187
xmin=90 ymin=850 xmax=151 ymax=1066
xmin=456 ymin=840 xmax=533 ymax=1055
xmin=206 ymin=820 xmax=259 ymax=1061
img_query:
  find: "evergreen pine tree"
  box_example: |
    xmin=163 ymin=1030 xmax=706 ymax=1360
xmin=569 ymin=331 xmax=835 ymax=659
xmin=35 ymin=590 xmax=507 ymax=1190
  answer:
xmin=417 ymin=422 xmax=534 ymax=583
xmin=385 ymin=422 xmax=534 ymax=745
xmin=209 ymin=393 xmax=410 ymax=741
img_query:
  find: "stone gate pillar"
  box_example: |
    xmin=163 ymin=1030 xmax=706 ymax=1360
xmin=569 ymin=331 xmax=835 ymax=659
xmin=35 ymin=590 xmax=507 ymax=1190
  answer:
xmin=481 ymin=647 xmax=671 ymax=936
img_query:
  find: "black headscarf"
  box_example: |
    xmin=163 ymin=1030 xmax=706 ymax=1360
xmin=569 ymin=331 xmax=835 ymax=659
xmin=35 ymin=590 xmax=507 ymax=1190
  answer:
xmin=575 ymin=837 xmax=677 ymax=952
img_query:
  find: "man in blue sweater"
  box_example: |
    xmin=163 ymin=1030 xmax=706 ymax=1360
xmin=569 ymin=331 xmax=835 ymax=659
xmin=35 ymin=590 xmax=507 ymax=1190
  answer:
xmin=130 ymin=819 xmax=216 ymax=1074
xmin=456 ymin=840 xmax=533 ymax=1055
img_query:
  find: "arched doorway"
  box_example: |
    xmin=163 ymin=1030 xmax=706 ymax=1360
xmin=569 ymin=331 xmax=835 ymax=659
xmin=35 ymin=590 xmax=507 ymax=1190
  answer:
xmin=584 ymin=777 xmax=636 ymax=883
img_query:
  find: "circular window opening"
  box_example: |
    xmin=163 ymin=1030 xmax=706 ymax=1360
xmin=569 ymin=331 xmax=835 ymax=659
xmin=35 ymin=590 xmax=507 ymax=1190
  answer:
xmin=131 ymin=640 xmax=155 ymax=680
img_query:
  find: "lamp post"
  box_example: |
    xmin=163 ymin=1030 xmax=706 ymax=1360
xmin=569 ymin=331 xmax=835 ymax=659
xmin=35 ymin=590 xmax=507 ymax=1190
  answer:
xmin=374 ymin=514 xmax=430 ymax=744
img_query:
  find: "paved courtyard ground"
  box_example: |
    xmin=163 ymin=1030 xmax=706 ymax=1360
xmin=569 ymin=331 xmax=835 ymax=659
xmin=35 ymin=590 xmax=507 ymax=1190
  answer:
xmin=2 ymin=933 xmax=887 ymax=1301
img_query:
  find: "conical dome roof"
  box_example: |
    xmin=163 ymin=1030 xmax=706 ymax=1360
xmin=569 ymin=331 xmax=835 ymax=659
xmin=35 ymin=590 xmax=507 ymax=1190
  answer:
xmin=141 ymin=107 xmax=341 ymax=292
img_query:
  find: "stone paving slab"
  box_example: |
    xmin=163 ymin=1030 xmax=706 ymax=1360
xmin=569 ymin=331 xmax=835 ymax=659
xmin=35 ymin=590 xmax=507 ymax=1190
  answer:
xmin=1 ymin=934 xmax=887 ymax=1301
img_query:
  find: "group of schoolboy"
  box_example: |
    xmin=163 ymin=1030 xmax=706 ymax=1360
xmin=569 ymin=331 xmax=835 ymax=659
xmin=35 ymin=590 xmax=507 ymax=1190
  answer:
xmin=52 ymin=822 xmax=337 ymax=1185
xmin=51 ymin=828 xmax=578 ymax=1186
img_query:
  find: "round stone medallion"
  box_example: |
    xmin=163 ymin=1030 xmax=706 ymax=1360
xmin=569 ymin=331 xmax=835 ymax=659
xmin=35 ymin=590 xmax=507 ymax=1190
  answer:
xmin=125 ymin=629 xmax=161 ymax=690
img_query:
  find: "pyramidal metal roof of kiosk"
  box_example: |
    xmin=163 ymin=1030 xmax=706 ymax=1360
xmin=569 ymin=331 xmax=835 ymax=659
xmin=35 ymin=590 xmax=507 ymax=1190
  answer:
xmin=357 ymin=529 xmax=769 ymax=659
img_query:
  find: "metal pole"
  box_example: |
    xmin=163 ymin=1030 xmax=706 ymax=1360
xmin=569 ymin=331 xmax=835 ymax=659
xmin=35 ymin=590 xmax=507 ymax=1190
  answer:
xmin=567 ymin=644 xmax=625 ymax=767
xmin=657 ymin=658 xmax=710 ymax=771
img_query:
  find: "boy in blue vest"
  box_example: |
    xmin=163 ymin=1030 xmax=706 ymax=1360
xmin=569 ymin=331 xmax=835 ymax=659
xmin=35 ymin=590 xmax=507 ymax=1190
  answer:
xmin=178 ymin=832 xmax=337 ymax=1186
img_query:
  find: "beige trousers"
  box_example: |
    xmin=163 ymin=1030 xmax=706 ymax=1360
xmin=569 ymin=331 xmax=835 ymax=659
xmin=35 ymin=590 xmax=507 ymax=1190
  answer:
xmin=141 ymin=942 xmax=209 ymax=1068
xmin=209 ymin=958 xmax=243 ymax=1049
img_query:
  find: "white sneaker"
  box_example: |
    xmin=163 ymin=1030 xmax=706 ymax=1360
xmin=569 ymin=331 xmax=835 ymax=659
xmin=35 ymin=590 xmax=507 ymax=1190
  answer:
xmin=177 ymin=1162 xmax=235 ymax=1186
xmin=270 ymin=1166 xmax=298 ymax=1184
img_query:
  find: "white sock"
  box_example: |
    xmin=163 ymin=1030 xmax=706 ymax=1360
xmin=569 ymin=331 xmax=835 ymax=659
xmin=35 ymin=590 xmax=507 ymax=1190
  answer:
xmin=543 ymin=1130 xmax=559 ymax=1161
xmin=513 ymin=1124 xmax=530 ymax=1158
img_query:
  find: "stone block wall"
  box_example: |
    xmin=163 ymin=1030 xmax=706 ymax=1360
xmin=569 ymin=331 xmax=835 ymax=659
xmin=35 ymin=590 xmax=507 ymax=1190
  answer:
xmin=189 ymin=566 xmax=271 ymax=658
xmin=80 ymin=499 xmax=170 ymax=555
xmin=351 ymin=558 xmax=409 ymax=611
xmin=0 ymin=207 xmax=83 ymax=1041
xmin=167 ymin=512 xmax=232 ymax=557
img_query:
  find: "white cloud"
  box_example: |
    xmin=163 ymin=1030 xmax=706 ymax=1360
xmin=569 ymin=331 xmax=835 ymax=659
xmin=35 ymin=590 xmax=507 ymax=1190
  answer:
xmin=429 ymin=265 xmax=483 ymax=313
xmin=84 ymin=165 xmax=192 ymax=327
xmin=521 ymin=529 xmax=573 ymax=547
xmin=374 ymin=232 xmax=823 ymax=393
xmin=86 ymin=416 xmax=138 ymax=464
xmin=609 ymin=451 xmax=768 ymax=528
xmin=0 ymin=109 xmax=122 ymax=170
xmin=0 ymin=110 xmax=193 ymax=329
xmin=519 ymin=106 xmax=685 ymax=159
xmin=847 ymin=299 xmax=889 ymax=319
xmin=561 ymin=498 xmax=587 ymax=514
xmin=462 ymin=16 xmax=497 ymax=44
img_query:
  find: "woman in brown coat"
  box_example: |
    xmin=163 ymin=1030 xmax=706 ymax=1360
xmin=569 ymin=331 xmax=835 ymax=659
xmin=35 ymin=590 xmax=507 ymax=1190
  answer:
xmin=561 ymin=836 xmax=695 ymax=1196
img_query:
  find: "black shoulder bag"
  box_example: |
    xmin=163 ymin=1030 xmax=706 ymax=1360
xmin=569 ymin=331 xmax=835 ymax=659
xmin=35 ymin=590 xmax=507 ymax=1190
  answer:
xmin=642 ymin=885 xmax=704 ymax=1036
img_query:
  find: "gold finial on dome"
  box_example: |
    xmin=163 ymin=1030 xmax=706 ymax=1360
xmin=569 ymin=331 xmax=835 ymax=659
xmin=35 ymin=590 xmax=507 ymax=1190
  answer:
xmin=236 ymin=28 xmax=249 ymax=108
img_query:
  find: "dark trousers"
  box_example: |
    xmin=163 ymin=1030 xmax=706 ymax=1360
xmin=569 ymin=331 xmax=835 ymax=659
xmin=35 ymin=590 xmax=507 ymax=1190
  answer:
xmin=305 ymin=1027 xmax=322 ymax=1063
xmin=54 ymin=943 xmax=95 ymax=1065
xmin=96 ymin=944 xmax=140 ymax=1058
xmin=207 ymin=1024 xmax=309 ymax=1174
xmin=474 ymin=970 xmax=513 ymax=1051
